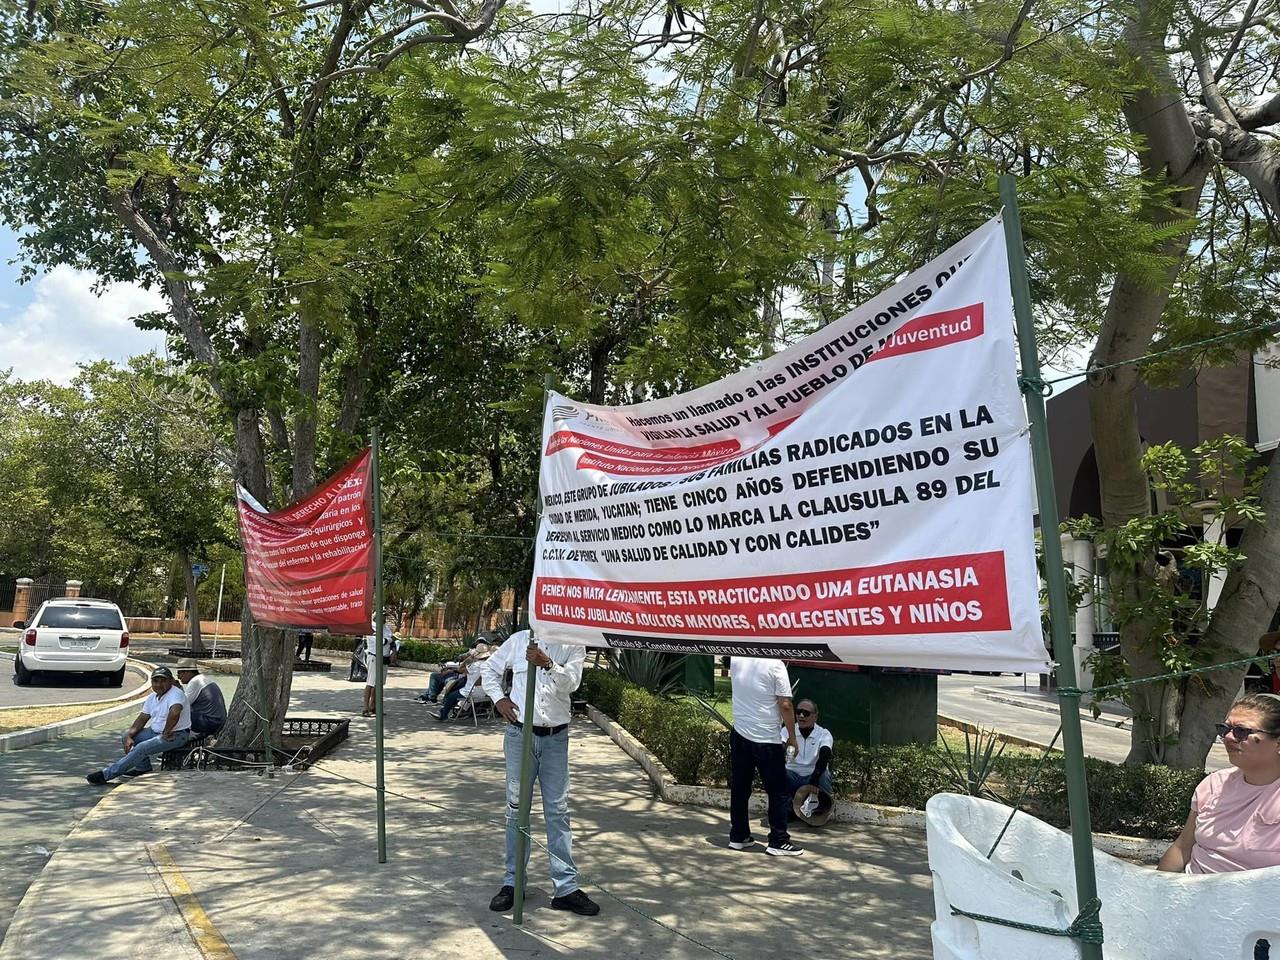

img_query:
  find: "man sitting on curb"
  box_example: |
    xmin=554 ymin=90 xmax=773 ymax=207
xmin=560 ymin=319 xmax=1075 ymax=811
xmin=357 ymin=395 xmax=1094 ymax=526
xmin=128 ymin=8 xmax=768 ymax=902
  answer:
xmin=87 ymin=667 xmax=191 ymax=784
xmin=784 ymin=699 xmax=834 ymax=820
xmin=175 ymin=659 xmax=227 ymax=736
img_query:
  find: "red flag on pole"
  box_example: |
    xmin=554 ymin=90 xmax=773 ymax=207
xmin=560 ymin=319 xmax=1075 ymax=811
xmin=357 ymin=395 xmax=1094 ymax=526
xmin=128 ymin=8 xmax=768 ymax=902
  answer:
xmin=236 ymin=448 xmax=375 ymax=634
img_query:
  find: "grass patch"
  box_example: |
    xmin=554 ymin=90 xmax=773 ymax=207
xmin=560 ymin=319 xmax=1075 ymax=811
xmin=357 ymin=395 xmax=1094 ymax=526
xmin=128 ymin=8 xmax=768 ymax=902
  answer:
xmin=0 ymin=703 xmax=114 ymax=735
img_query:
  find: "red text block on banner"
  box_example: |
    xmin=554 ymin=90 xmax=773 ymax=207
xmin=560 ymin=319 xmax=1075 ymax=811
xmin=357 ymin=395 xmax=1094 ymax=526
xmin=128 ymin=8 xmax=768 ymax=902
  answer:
xmin=236 ymin=448 xmax=374 ymax=634
xmin=534 ymin=552 xmax=1010 ymax=638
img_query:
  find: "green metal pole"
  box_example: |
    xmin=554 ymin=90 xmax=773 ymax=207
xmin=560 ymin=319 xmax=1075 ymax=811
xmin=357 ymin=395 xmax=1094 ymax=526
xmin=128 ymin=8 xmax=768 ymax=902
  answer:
xmin=373 ymin=427 xmax=387 ymax=865
xmin=513 ymin=373 xmax=556 ymax=926
xmin=999 ymin=174 xmax=1103 ymax=958
xmin=511 ymin=632 xmax=539 ymax=925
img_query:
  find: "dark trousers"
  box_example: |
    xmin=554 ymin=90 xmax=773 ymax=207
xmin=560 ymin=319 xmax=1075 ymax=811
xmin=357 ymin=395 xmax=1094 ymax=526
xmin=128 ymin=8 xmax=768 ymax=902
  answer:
xmin=729 ymin=728 xmax=791 ymax=846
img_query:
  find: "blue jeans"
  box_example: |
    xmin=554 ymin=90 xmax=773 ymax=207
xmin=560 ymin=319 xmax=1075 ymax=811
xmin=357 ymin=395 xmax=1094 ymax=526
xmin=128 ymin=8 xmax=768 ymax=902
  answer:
xmin=439 ymin=686 xmax=465 ymax=720
xmin=102 ymin=727 xmax=190 ymax=781
xmin=423 ymin=672 xmax=456 ymax=700
xmin=785 ymin=769 xmax=833 ymax=797
xmin=503 ymin=724 xmax=578 ymax=897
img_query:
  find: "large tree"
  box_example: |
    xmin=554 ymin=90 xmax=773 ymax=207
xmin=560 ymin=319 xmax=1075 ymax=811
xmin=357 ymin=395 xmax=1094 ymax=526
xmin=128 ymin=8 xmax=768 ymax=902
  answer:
xmin=0 ymin=0 xmax=513 ymax=745
xmin=1085 ymin=0 xmax=1280 ymax=767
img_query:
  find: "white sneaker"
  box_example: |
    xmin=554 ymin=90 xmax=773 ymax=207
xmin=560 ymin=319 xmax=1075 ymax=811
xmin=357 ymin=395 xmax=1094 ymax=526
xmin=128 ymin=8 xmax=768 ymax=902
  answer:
xmin=766 ymin=841 xmax=804 ymax=857
xmin=727 ymin=837 xmax=757 ymax=850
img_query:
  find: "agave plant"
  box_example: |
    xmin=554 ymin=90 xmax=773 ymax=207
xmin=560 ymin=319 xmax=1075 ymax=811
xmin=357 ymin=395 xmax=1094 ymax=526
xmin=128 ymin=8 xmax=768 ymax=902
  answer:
xmin=937 ymin=726 xmax=1008 ymax=802
xmin=615 ymin=650 xmax=687 ymax=695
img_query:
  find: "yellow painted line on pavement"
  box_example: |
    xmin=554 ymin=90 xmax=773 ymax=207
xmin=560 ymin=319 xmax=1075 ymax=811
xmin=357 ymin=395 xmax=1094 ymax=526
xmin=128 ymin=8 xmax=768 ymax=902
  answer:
xmin=147 ymin=843 xmax=239 ymax=960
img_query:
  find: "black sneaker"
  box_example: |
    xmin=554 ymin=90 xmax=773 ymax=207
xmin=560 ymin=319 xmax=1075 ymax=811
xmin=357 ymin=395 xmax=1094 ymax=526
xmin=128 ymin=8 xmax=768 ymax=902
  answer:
xmin=489 ymin=885 xmax=514 ymax=912
xmin=85 ymin=771 xmax=107 ymax=785
xmin=551 ymin=889 xmax=600 ymax=916
xmin=727 ymin=836 xmax=756 ymax=850
xmin=765 ymin=841 xmax=804 ymax=857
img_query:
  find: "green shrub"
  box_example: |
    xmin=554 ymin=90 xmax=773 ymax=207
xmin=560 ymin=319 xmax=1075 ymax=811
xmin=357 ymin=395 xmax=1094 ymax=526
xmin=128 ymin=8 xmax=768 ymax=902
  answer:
xmin=315 ymin=635 xmax=469 ymax=664
xmin=578 ymin=668 xmax=1202 ymax=840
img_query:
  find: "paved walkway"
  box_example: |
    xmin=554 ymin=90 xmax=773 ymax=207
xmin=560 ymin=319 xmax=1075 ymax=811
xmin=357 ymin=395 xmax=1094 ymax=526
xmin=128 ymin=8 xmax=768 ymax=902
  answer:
xmin=1 ymin=671 xmax=935 ymax=960
xmin=0 ymin=675 xmax=238 ymax=944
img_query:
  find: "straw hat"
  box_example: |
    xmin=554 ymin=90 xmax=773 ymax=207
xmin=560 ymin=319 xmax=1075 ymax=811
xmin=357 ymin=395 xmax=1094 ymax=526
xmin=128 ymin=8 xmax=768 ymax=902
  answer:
xmin=791 ymin=785 xmax=834 ymax=827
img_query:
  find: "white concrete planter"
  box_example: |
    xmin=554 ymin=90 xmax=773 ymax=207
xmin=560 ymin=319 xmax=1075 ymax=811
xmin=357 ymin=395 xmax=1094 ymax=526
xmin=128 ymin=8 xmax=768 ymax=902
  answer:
xmin=927 ymin=793 xmax=1280 ymax=959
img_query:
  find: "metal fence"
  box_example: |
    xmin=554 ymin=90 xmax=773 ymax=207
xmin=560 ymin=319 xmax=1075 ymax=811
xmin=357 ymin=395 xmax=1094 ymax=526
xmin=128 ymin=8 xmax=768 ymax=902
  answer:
xmin=26 ymin=576 xmax=68 ymax=611
xmin=0 ymin=576 xmax=16 ymax=613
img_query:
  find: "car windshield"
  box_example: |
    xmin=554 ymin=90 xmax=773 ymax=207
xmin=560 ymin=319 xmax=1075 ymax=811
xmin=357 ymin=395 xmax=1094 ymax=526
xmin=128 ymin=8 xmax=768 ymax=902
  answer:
xmin=37 ymin=606 xmax=124 ymax=630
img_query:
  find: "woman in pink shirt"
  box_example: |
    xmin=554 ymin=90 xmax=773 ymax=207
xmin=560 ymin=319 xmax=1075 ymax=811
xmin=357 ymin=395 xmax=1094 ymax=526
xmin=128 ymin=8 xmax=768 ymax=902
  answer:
xmin=1159 ymin=693 xmax=1280 ymax=874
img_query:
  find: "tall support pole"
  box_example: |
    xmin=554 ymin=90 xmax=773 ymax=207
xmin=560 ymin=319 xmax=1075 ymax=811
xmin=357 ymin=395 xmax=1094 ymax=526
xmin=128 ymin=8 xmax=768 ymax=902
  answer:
xmin=212 ymin=564 xmax=225 ymax=657
xmin=513 ymin=373 xmax=555 ymax=925
xmin=1000 ymin=174 xmax=1103 ymax=958
xmin=373 ymin=427 xmax=387 ymax=865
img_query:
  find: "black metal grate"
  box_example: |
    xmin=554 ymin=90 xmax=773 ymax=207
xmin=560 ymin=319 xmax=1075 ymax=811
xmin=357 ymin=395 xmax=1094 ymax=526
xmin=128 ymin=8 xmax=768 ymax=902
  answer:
xmin=0 ymin=576 xmax=15 ymax=613
xmin=161 ymin=717 xmax=349 ymax=771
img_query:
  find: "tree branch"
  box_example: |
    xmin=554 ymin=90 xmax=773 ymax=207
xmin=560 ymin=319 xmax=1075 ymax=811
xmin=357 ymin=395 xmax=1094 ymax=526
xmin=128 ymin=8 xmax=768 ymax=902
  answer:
xmin=108 ymin=175 xmax=220 ymax=379
xmin=1237 ymin=92 xmax=1280 ymax=130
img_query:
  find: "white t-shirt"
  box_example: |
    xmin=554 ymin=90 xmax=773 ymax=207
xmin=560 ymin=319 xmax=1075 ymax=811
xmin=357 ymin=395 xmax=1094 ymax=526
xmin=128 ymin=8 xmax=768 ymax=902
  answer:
xmin=730 ymin=657 xmax=791 ymax=743
xmin=783 ymin=723 xmax=834 ymax=777
xmin=182 ymin=674 xmax=211 ymax=705
xmin=144 ymin=685 xmax=192 ymax=734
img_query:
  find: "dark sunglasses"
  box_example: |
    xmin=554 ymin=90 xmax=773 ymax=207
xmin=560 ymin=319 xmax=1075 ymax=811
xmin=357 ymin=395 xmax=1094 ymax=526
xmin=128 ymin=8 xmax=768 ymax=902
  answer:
xmin=795 ymin=709 xmax=813 ymax=717
xmin=1214 ymin=722 xmax=1275 ymax=741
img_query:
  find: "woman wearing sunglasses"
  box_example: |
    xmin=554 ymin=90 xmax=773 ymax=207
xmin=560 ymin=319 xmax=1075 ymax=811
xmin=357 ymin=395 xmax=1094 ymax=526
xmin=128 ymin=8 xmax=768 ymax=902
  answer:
xmin=1158 ymin=693 xmax=1280 ymax=873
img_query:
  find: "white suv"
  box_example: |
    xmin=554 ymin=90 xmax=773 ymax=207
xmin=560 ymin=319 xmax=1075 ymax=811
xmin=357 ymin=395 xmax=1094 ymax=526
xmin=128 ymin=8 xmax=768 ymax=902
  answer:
xmin=14 ymin=598 xmax=130 ymax=686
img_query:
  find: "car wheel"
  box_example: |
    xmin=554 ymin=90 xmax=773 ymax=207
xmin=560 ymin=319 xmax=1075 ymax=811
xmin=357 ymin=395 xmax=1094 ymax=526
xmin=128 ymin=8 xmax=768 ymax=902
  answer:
xmin=14 ymin=657 xmax=33 ymax=686
xmin=107 ymin=667 xmax=126 ymax=687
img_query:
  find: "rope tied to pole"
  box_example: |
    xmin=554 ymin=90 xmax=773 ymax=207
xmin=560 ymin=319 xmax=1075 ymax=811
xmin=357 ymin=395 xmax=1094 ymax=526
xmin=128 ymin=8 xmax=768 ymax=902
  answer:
xmin=950 ymin=896 xmax=1104 ymax=945
xmin=1057 ymin=651 xmax=1280 ymax=701
xmin=1017 ymin=374 xmax=1054 ymax=397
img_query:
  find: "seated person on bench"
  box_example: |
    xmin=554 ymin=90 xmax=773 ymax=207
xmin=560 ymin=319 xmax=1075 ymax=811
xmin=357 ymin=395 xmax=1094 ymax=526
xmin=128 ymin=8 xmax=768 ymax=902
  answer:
xmin=86 ymin=667 xmax=191 ymax=784
xmin=176 ymin=659 xmax=227 ymax=736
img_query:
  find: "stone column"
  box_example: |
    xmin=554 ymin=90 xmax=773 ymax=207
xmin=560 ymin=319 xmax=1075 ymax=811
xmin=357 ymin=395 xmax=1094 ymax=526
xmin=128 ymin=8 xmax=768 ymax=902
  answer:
xmin=12 ymin=578 xmax=34 ymax=627
xmin=65 ymin=579 xmax=83 ymax=599
xmin=1062 ymin=533 xmax=1096 ymax=696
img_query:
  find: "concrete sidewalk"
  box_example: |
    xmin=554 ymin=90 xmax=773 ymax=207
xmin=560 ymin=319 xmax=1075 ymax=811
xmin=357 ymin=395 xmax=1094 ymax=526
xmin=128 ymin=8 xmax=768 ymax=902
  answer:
xmin=1 ymin=671 xmax=934 ymax=960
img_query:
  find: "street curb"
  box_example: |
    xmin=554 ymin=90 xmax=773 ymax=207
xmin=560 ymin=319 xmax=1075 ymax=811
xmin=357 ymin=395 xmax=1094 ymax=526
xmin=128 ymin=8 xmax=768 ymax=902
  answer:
xmin=975 ymin=686 xmax=1132 ymax=730
xmin=586 ymin=705 xmax=1165 ymax=862
xmin=0 ymin=656 xmax=157 ymax=754
xmin=937 ymin=713 xmax=1060 ymax=753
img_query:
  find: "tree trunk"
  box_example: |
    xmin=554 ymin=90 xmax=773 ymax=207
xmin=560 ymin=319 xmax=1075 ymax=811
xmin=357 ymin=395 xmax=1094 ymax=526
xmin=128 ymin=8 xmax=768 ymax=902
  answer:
xmin=1162 ymin=460 xmax=1280 ymax=767
xmin=1087 ymin=0 xmax=1211 ymax=764
xmin=292 ymin=315 xmax=321 ymax=498
xmin=218 ymin=599 xmax=295 ymax=750
xmin=181 ymin=547 xmax=205 ymax=653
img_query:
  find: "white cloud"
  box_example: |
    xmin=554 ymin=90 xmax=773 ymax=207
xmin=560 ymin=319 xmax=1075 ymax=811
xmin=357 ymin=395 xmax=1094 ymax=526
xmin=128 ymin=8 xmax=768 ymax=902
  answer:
xmin=0 ymin=266 xmax=167 ymax=383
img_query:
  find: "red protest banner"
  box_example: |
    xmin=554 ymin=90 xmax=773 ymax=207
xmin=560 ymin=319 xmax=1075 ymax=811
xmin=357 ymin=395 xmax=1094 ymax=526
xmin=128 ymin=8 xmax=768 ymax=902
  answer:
xmin=236 ymin=448 xmax=374 ymax=634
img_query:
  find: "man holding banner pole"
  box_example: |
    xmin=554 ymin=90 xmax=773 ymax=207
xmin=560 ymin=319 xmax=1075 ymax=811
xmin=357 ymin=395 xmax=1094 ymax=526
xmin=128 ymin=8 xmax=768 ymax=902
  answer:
xmin=482 ymin=628 xmax=599 ymax=917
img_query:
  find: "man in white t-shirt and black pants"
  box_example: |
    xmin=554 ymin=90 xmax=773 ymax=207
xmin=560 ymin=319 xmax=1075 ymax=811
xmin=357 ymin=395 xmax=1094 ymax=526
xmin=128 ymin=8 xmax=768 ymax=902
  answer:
xmin=87 ymin=666 xmax=192 ymax=784
xmin=728 ymin=656 xmax=803 ymax=856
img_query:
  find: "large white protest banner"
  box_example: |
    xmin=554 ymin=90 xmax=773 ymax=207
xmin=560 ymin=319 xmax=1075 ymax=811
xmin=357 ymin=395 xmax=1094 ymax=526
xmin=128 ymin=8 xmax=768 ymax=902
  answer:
xmin=530 ymin=216 xmax=1049 ymax=672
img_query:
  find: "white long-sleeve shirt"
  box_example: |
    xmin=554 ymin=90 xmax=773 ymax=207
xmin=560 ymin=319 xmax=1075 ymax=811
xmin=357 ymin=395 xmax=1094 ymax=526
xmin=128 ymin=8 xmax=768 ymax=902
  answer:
xmin=481 ymin=629 xmax=584 ymax=727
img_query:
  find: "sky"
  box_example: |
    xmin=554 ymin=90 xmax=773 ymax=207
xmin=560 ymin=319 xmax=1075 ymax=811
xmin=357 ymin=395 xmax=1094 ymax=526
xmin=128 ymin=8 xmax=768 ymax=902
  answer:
xmin=0 ymin=228 xmax=167 ymax=385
